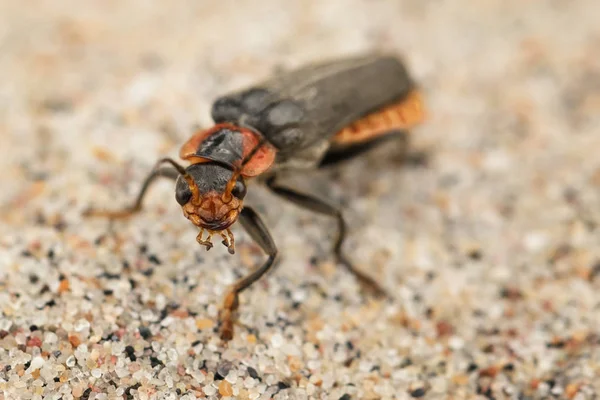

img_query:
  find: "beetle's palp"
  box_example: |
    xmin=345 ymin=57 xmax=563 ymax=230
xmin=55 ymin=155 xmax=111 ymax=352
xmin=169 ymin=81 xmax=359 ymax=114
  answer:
xmin=220 ymin=228 xmax=235 ymax=254
xmin=196 ymin=228 xmax=214 ymax=251
xmin=196 ymin=228 xmax=235 ymax=254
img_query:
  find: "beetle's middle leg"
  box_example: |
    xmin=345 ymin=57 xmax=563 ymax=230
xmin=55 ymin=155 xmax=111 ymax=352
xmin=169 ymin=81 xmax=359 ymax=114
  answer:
xmin=265 ymin=175 xmax=388 ymax=297
xmin=84 ymin=166 xmax=179 ymax=219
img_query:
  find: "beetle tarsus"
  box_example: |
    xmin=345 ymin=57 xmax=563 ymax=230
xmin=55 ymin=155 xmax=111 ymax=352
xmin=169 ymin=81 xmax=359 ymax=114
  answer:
xmin=338 ymin=254 xmax=389 ymax=299
xmin=219 ymin=290 xmax=239 ymax=341
xmin=217 ymin=206 xmax=277 ymax=341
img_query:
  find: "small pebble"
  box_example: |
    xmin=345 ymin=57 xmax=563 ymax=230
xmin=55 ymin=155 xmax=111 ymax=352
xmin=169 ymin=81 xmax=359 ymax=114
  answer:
xmin=270 ymin=334 xmax=284 ymax=348
xmin=74 ymin=319 xmax=90 ymax=332
xmin=44 ymin=332 xmax=58 ymax=344
xmin=217 ymin=361 xmax=234 ymax=379
xmin=219 ymin=380 xmax=233 ymax=396
xmin=247 ymin=367 xmax=260 ymax=380
xmin=30 ymin=356 xmax=44 ymax=370
xmin=66 ymin=356 xmax=76 ymax=367
xmin=203 ymin=384 xmax=217 ymax=396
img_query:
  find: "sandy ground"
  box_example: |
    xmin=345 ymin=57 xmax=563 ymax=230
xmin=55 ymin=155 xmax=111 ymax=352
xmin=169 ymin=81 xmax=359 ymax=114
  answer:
xmin=1 ymin=0 xmax=599 ymax=399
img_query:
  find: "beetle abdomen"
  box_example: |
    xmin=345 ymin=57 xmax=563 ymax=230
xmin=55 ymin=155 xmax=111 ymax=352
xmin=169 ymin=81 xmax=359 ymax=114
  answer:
xmin=333 ymin=90 xmax=425 ymax=145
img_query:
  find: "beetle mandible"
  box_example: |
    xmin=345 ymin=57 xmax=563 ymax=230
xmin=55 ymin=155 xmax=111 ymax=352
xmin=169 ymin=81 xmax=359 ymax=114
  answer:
xmin=86 ymin=53 xmax=426 ymax=341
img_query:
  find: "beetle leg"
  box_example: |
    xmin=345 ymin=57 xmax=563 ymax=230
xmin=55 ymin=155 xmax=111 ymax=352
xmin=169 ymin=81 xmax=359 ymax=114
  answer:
xmin=84 ymin=166 xmax=179 ymax=219
xmin=265 ymin=175 xmax=388 ymax=298
xmin=319 ymin=131 xmax=407 ymax=168
xmin=219 ymin=206 xmax=278 ymax=341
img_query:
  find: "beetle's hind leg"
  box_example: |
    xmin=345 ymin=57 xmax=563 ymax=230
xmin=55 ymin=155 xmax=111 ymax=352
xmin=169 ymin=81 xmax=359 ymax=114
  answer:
xmin=265 ymin=175 xmax=388 ymax=298
xmin=319 ymin=131 xmax=406 ymax=168
xmin=219 ymin=206 xmax=278 ymax=341
xmin=84 ymin=166 xmax=179 ymax=219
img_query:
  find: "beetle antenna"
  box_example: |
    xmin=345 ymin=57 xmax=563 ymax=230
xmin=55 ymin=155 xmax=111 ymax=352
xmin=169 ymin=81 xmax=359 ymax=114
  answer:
xmin=222 ymin=136 xmax=268 ymax=203
xmin=156 ymin=158 xmax=200 ymax=205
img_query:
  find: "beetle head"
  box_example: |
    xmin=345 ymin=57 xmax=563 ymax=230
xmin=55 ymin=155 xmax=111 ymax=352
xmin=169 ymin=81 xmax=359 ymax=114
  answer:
xmin=175 ymin=162 xmax=246 ymax=253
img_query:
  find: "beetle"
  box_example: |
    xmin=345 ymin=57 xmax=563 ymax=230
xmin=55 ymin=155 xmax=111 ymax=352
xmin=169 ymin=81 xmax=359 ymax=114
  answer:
xmin=85 ymin=53 xmax=425 ymax=341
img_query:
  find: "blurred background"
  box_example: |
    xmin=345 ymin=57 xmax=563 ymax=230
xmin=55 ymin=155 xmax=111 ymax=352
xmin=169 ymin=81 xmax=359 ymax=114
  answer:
xmin=0 ymin=1 xmax=597 ymax=197
xmin=0 ymin=0 xmax=599 ymax=399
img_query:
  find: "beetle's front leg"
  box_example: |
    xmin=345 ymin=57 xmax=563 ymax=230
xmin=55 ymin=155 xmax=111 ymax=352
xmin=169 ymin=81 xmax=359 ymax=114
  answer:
xmin=219 ymin=206 xmax=278 ymax=341
xmin=84 ymin=165 xmax=179 ymax=219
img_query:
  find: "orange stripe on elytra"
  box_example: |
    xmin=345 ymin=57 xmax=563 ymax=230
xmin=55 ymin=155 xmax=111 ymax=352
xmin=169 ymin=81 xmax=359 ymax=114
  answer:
xmin=333 ymin=90 xmax=425 ymax=145
xmin=367 ymin=114 xmax=383 ymax=131
xmin=394 ymin=108 xmax=405 ymax=125
xmin=380 ymin=109 xmax=394 ymax=126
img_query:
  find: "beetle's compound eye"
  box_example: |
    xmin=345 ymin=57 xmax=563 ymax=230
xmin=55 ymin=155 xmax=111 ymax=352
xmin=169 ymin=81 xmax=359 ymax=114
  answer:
xmin=175 ymin=177 xmax=193 ymax=206
xmin=231 ymin=179 xmax=247 ymax=200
